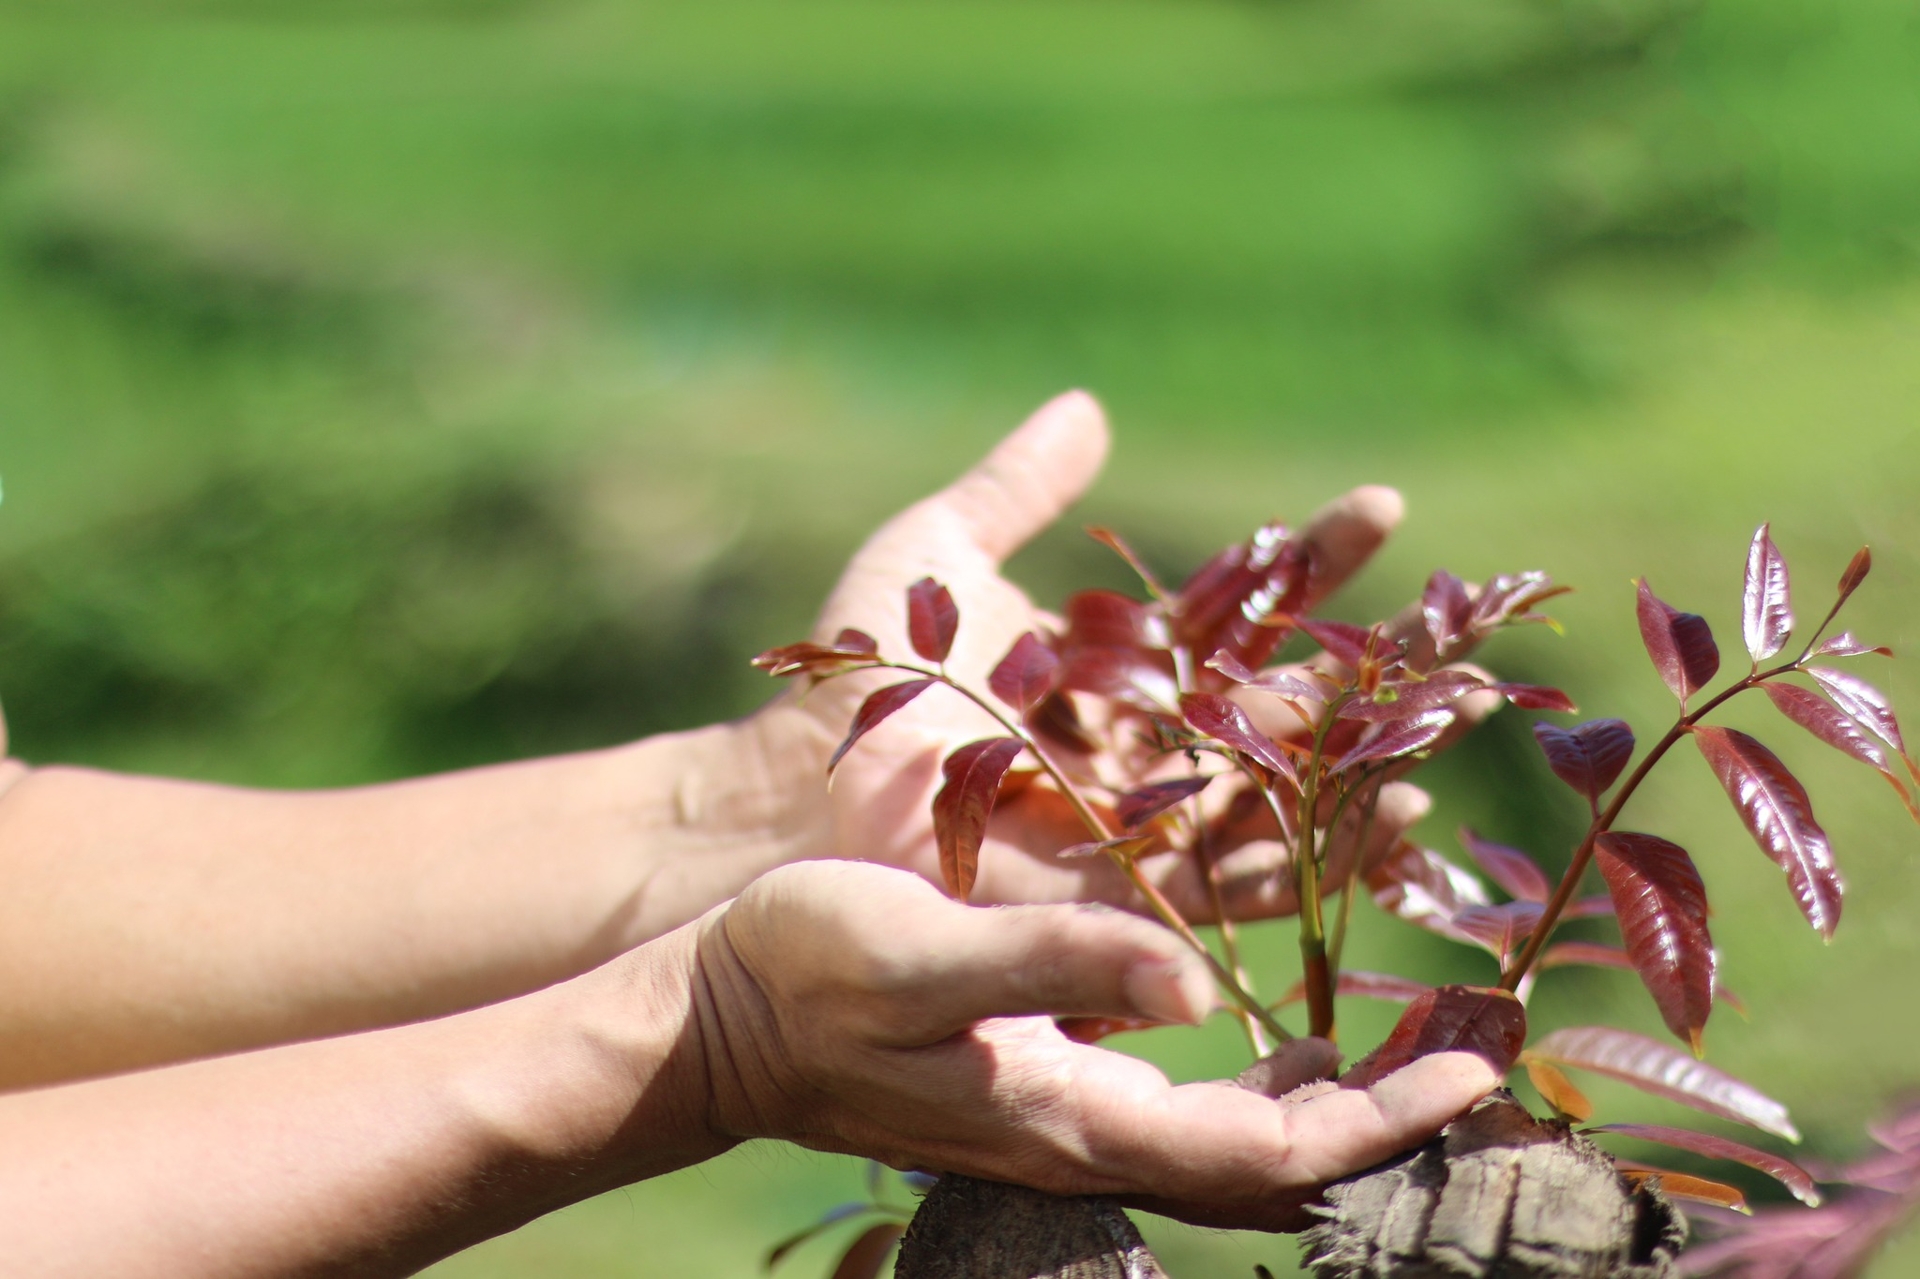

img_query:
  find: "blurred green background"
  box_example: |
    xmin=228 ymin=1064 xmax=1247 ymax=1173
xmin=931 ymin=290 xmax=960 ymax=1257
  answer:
xmin=3 ymin=0 xmax=1919 ymax=1273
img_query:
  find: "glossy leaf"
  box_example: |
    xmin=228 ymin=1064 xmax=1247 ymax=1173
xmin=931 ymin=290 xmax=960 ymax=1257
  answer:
xmin=1637 ymin=579 xmax=1721 ymax=703
xmin=1809 ymin=666 xmax=1914 ymax=764
xmin=988 ymin=632 xmax=1061 ymax=714
xmin=1180 ymin=692 xmax=1297 ymax=781
xmin=829 ymin=1222 xmax=907 ymax=1279
xmin=1062 ymin=589 xmax=1166 ymax=650
xmin=1207 ymin=652 xmax=1329 ymax=703
xmin=1275 ymin=970 xmax=1431 ymax=1008
xmin=1594 ymin=831 xmax=1716 ymax=1051
xmin=1055 ymin=835 xmax=1153 ymax=860
xmin=1457 ymin=827 xmax=1551 ymax=903
xmin=1451 ymin=901 xmax=1545 ymax=964
xmin=1742 ymin=523 xmax=1795 ymax=663
xmin=828 ymin=680 xmax=936 ymax=776
xmin=1297 ymin=618 xmax=1376 ymax=668
xmin=1172 ymin=521 xmax=1310 ymax=678
xmin=1529 ymin=1026 xmax=1799 ymax=1141
xmin=751 ymin=629 xmax=881 ymax=678
xmin=1591 ymin=1124 xmax=1821 ymax=1206
xmin=1028 ymin=689 xmax=1099 ymax=755
xmin=1472 ymin=571 xmax=1572 ymax=629
xmin=931 ymin=737 xmax=1026 ymax=901
xmin=1423 ymin=570 xmax=1475 ymax=652
xmin=1347 ymin=985 xmax=1527 ymax=1085
xmin=1562 ymin=894 xmax=1618 ymax=920
xmin=1836 ymin=545 xmax=1872 ymax=609
xmin=1765 ymin=682 xmax=1920 ymax=821
xmin=1058 ymin=644 xmax=1178 ymax=712
xmin=1496 ymin=683 xmax=1578 ymax=712
xmin=1613 ymin=1163 xmax=1749 ymax=1213
xmin=1367 ymin=842 xmax=1494 ymax=950
xmin=904 ymin=578 xmax=959 ymax=664
xmin=764 ymin=1204 xmax=872 ymax=1271
xmin=1533 ymin=718 xmax=1636 ymax=802
xmin=1338 ymin=671 xmax=1486 ymax=721
xmin=1692 ymin=726 xmax=1844 ymax=939
xmin=1332 ymin=710 xmax=1453 ymax=773
xmin=1540 ymin=940 xmax=1636 ymax=973
xmin=1115 ymin=776 xmax=1214 ymax=829
xmin=1524 ymin=1057 xmax=1594 ymax=1122
xmin=1812 ymin=631 xmax=1892 ymax=659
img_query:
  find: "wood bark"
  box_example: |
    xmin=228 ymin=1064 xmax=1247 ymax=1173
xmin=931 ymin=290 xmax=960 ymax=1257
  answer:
xmin=892 ymin=1094 xmax=1685 ymax=1279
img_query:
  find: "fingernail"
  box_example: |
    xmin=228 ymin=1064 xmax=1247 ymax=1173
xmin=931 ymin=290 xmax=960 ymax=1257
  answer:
xmin=1123 ymin=955 xmax=1217 ymax=1025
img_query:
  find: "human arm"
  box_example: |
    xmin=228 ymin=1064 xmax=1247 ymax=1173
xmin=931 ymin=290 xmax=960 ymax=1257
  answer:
xmin=0 ymin=860 xmax=1498 ymax=1277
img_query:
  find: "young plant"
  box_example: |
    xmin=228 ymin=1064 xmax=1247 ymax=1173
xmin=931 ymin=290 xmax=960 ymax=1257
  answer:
xmin=756 ymin=515 xmax=1916 ymax=1265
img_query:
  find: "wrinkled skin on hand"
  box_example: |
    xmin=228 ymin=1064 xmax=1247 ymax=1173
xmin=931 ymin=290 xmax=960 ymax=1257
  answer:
xmin=689 ymin=861 xmax=1500 ymax=1232
xmin=774 ymin=390 xmax=1494 ymax=920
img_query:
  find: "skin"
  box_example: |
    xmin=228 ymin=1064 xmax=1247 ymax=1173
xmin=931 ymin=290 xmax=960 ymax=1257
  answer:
xmin=0 ymin=392 xmax=1501 ymax=1274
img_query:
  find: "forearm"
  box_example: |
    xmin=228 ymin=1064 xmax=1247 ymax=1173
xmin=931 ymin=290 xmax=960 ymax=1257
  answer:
xmin=0 ymin=923 xmax=727 ymax=1278
xmin=0 ymin=704 xmax=832 ymax=1088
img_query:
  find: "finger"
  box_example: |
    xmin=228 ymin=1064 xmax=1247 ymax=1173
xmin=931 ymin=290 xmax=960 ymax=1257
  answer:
xmin=1236 ymin=1037 xmax=1341 ymax=1098
xmin=919 ymin=390 xmax=1111 ymax=564
xmin=869 ymin=899 xmax=1216 ymax=1043
xmin=1297 ymin=485 xmax=1404 ymax=610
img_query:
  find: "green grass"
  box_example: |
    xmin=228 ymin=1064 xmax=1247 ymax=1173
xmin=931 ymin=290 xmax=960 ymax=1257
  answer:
xmin=2 ymin=0 xmax=1919 ymax=1273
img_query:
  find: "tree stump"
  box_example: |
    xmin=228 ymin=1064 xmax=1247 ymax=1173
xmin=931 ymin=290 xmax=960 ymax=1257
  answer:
xmin=892 ymin=1095 xmax=1685 ymax=1279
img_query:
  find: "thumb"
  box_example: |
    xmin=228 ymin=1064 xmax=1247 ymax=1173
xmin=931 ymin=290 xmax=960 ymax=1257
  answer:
xmin=919 ymin=391 xmax=1111 ymax=565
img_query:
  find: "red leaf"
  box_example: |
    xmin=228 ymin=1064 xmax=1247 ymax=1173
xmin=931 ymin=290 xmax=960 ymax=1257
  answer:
xmin=1056 ymin=1015 xmax=1160 ymax=1043
xmin=1333 ymin=710 xmax=1453 ymax=773
xmin=1497 ymin=683 xmax=1578 ymax=712
xmin=988 ymin=632 xmax=1061 ymax=714
xmin=1347 ymin=985 xmax=1527 ymax=1086
xmin=750 ymin=629 xmax=881 ymax=677
xmin=905 ymin=578 xmax=959 ymax=664
xmin=1457 ymin=827 xmax=1551 ymax=903
xmin=1173 ymin=521 xmax=1310 ymax=679
xmin=932 ymin=737 xmax=1026 ymax=901
xmin=1451 ymin=901 xmax=1545 ymax=964
xmin=1058 ymin=645 xmax=1178 ymax=712
xmin=1812 ymin=631 xmax=1892 ymax=659
xmin=1338 ymin=671 xmax=1486 ymax=721
xmin=829 ymin=1221 xmax=906 ymax=1279
xmin=1692 ymin=726 xmax=1844 ymax=939
xmin=1063 ymin=589 xmax=1167 ymax=650
xmin=1808 ymin=666 xmax=1913 ymax=761
xmin=1180 ymin=692 xmax=1297 ymax=782
xmin=1115 ymin=776 xmax=1214 ymax=829
xmin=1422 ymin=570 xmax=1475 ymax=652
xmin=1533 ymin=718 xmax=1636 ymax=802
xmin=1367 ymin=842 xmax=1496 ymax=951
xmin=1540 ymin=940 xmax=1634 ymax=972
xmin=1594 ymin=831 xmax=1716 ymax=1051
xmin=1276 ymin=970 xmax=1432 ymax=1007
xmin=828 ymin=679 xmax=937 ymax=775
xmin=1207 ymin=652 xmax=1330 ymax=703
xmin=1472 ymin=571 xmax=1571 ymax=627
xmin=1742 ymin=523 xmax=1796 ymax=663
xmin=1528 ymin=1026 xmax=1799 ymax=1140
xmin=1590 ymin=1124 xmax=1821 ymax=1206
xmin=1561 ymin=894 xmax=1617 ymax=920
xmin=1836 ymin=544 xmax=1872 ymax=609
xmin=1765 ymin=682 xmax=1920 ymax=820
xmin=1297 ymin=618 xmax=1377 ymax=668
xmin=1637 ymin=579 xmax=1721 ymax=703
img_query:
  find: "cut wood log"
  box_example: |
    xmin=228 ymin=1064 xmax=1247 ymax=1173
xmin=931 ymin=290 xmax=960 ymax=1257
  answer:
xmin=893 ymin=1175 xmax=1168 ymax=1279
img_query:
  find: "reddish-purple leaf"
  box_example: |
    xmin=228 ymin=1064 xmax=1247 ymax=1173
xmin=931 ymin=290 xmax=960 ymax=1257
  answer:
xmin=1423 ymin=570 xmax=1475 ymax=652
xmin=1594 ymin=831 xmax=1716 ymax=1051
xmin=1472 ymin=571 xmax=1571 ymax=627
xmin=1692 ymin=725 xmax=1844 ymax=939
xmin=1058 ymin=645 xmax=1179 ymax=712
xmin=1346 ymin=985 xmax=1528 ymax=1086
xmin=1811 ymin=631 xmax=1892 ymax=659
xmin=1367 ymin=842 xmax=1496 ymax=950
xmin=1497 ymin=683 xmax=1578 ymax=713
xmin=1333 ymin=710 xmax=1453 ymax=773
xmin=1528 ymin=1026 xmax=1799 ymax=1141
xmin=1180 ymin=692 xmax=1298 ymax=782
xmin=1056 ymin=835 xmax=1153 ymax=860
xmin=1742 ymin=524 xmax=1795 ymax=663
xmin=1533 ymin=718 xmax=1636 ymax=802
xmin=1591 ymin=1124 xmax=1821 ymax=1206
xmin=1637 ymin=579 xmax=1721 ymax=703
xmin=905 ymin=578 xmax=959 ymax=664
xmin=1339 ymin=671 xmax=1486 ymax=721
xmin=1297 ymin=618 xmax=1376 ymax=668
xmin=1173 ymin=521 xmax=1310 ymax=679
xmin=1562 ymin=894 xmax=1618 ymax=920
xmin=1063 ymin=589 xmax=1166 ymax=650
xmin=1765 ymin=682 xmax=1920 ymax=820
xmin=828 ymin=679 xmax=936 ymax=775
xmin=1115 ymin=776 xmax=1214 ymax=829
xmin=828 ymin=1221 xmax=906 ymax=1279
xmin=1276 ymin=970 xmax=1432 ymax=1008
xmin=1836 ymin=545 xmax=1872 ymax=609
xmin=1808 ymin=666 xmax=1913 ymax=761
xmin=1457 ymin=827 xmax=1551 ymax=903
xmin=1451 ymin=901 xmax=1545 ymax=964
xmin=989 ymin=632 xmax=1061 ymax=714
xmin=751 ymin=629 xmax=882 ymax=677
xmin=1207 ymin=652 xmax=1330 ymax=703
xmin=1540 ymin=940 xmax=1635 ymax=972
xmin=1056 ymin=1014 xmax=1161 ymax=1043
xmin=931 ymin=737 xmax=1026 ymax=901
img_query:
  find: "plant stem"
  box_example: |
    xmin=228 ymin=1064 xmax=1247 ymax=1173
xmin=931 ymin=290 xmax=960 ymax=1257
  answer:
xmin=1295 ymin=693 xmax=1352 ymax=1040
xmin=873 ymin=660 xmax=1292 ymax=1043
xmin=1327 ymin=776 xmax=1383 ymax=978
xmin=1501 ymin=658 xmax=1802 ymax=990
xmin=1191 ymin=808 xmax=1270 ymax=1056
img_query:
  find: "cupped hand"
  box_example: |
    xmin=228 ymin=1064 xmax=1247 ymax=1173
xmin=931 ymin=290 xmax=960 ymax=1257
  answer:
xmin=759 ymin=390 xmax=1457 ymax=918
xmin=688 ymin=860 xmax=1499 ymax=1231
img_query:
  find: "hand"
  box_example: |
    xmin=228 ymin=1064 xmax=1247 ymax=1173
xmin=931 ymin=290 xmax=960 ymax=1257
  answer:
xmin=687 ymin=860 xmax=1499 ymax=1231
xmin=749 ymin=390 xmax=1455 ymax=918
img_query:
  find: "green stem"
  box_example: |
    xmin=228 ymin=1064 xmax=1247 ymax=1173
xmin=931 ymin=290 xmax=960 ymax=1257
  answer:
xmin=1191 ymin=808 xmax=1269 ymax=1057
xmin=1295 ymin=691 xmax=1353 ymax=1040
xmin=1327 ymin=775 xmax=1383 ymax=978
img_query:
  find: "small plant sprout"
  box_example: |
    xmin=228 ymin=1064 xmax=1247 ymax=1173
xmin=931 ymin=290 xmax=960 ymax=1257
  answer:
xmin=756 ymin=516 xmax=1917 ymax=1242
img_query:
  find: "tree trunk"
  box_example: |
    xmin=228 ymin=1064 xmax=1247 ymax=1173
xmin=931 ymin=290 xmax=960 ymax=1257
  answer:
xmin=893 ymin=1094 xmax=1686 ymax=1279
